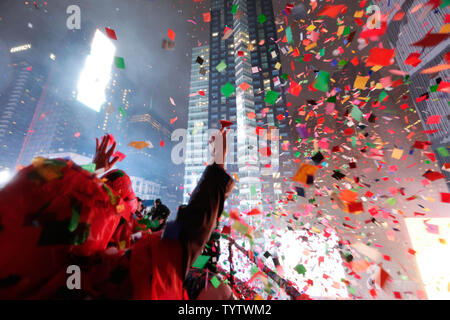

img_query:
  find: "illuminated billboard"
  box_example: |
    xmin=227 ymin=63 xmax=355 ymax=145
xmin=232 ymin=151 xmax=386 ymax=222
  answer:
xmin=77 ymin=29 xmax=116 ymax=112
xmin=10 ymin=44 xmax=31 ymax=53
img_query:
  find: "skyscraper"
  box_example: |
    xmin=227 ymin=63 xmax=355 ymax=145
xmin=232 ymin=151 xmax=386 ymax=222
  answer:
xmin=183 ymin=45 xmax=210 ymax=203
xmin=207 ymin=0 xmax=289 ymax=211
xmin=0 ymin=44 xmax=49 ymax=171
xmin=377 ymin=0 xmax=450 ymax=189
xmin=19 ymin=28 xmax=102 ymax=166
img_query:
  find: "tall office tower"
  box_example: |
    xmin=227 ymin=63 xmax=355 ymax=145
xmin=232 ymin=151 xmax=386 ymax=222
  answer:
xmin=19 ymin=28 xmax=103 ymax=165
xmin=0 ymin=44 xmax=48 ymax=171
xmin=98 ymin=73 xmax=135 ymax=145
xmin=209 ymin=0 xmax=288 ymax=211
xmin=183 ymin=45 xmax=210 ymax=204
xmin=377 ymin=0 xmax=450 ymax=188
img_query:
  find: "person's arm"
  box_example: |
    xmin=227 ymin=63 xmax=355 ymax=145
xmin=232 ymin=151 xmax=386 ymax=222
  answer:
xmin=166 ymin=129 xmax=234 ymax=278
xmin=92 ymin=135 xmax=119 ymax=175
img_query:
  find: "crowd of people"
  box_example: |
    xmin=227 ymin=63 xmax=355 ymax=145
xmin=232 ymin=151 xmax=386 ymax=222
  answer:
xmin=0 ymin=129 xmax=236 ymax=300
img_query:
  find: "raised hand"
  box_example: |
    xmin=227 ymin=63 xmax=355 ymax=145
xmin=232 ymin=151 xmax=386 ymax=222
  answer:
xmin=93 ymin=135 xmax=120 ymax=173
xmin=209 ymin=127 xmax=229 ymax=169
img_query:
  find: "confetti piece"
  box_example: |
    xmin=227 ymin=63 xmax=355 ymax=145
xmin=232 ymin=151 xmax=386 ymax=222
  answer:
xmin=168 ymin=28 xmax=175 ymax=42
xmin=317 ymin=4 xmax=347 ymax=18
xmin=366 ymin=48 xmax=395 ymax=67
xmin=313 ymin=71 xmax=330 ymax=92
xmin=193 ymin=255 xmax=211 ymax=269
xmin=128 ymin=141 xmax=152 ymax=150
xmin=221 ymin=82 xmax=235 ymax=98
xmin=114 ymin=57 xmax=125 ymax=69
xmin=264 ymin=90 xmax=279 ymax=105
xmin=105 ymin=27 xmax=117 ymax=40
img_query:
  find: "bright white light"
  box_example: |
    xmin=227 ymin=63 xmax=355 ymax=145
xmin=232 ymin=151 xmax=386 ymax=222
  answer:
xmin=10 ymin=44 xmax=31 ymax=53
xmin=0 ymin=170 xmax=11 ymax=185
xmin=49 ymin=53 xmax=56 ymax=61
xmin=218 ymin=226 xmax=349 ymax=299
xmin=276 ymin=229 xmax=349 ymax=299
xmin=405 ymin=218 xmax=450 ymax=300
xmin=77 ymin=29 xmax=116 ymax=112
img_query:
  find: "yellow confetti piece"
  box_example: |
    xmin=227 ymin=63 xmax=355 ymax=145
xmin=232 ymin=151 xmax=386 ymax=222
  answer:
xmin=354 ymin=75 xmax=370 ymax=90
xmin=354 ymin=10 xmax=364 ymax=18
xmin=311 ymin=226 xmax=321 ymax=233
xmin=391 ymin=148 xmax=404 ymax=160
xmin=371 ymin=65 xmax=383 ymax=72
xmin=305 ymin=42 xmax=317 ymax=51
xmin=439 ymin=24 xmax=450 ymax=34
xmin=306 ymin=24 xmax=316 ymax=31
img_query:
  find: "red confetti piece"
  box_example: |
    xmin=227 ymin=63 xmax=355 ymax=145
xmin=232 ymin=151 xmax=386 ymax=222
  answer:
xmin=168 ymin=28 xmax=175 ymax=42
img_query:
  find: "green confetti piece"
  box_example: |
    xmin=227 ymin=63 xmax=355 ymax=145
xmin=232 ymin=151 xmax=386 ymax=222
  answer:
xmin=378 ymin=90 xmax=388 ymax=102
xmin=295 ymin=264 xmax=306 ymax=275
xmin=351 ymin=105 xmax=363 ymax=122
xmin=327 ymin=96 xmax=336 ymax=102
xmin=264 ymin=90 xmax=279 ymax=105
xmin=81 ymin=163 xmax=96 ymax=173
xmin=348 ymin=286 xmax=356 ymax=296
xmin=440 ymin=0 xmax=450 ymax=8
xmin=250 ymin=185 xmax=257 ymax=196
xmin=119 ymin=107 xmax=126 ymax=117
xmin=192 ymin=255 xmax=211 ymax=269
xmin=281 ymin=73 xmax=289 ymax=80
xmin=386 ymin=197 xmax=397 ymax=205
xmin=220 ymin=82 xmax=235 ymax=98
xmin=68 ymin=206 xmax=80 ymax=232
xmin=149 ymin=220 xmax=160 ymax=229
xmin=351 ymin=136 xmax=356 ymax=148
xmin=338 ymin=60 xmax=348 ymax=67
xmin=216 ymin=60 xmax=227 ymax=72
xmin=250 ymin=265 xmax=259 ymax=275
xmin=313 ymin=71 xmax=330 ymax=92
xmin=231 ymin=4 xmax=238 ymax=14
xmin=221 ymin=210 xmax=229 ymax=217
xmin=258 ymin=14 xmax=266 ymax=24
xmin=319 ymin=48 xmax=325 ymax=56
xmin=343 ymin=26 xmax=350 ymax=36
xmin=286 ymin=26 xmax=293 ymax=44
xmin=436 ymin=147 xmax=449 ymax=157
xmin=114 ymin=56 xmax=125 ymax=69
xmin=430 ymin=85 xmax=438 ymax=92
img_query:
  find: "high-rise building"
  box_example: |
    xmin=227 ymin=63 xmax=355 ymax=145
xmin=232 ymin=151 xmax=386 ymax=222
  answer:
xmin=183 ymin=45 xmax=210 ymax=203
xmin=207 ymin=0 xmax=289 ymax=211
xmin=19 ymin=28 xmax=102 ymax=166
xmin=98 ymin=72 xmax=135 ymax=143
xmin=378 ymin=0 xmax=450 ymax=189
xmin=0 ymin=44 xmax=49 ymax=171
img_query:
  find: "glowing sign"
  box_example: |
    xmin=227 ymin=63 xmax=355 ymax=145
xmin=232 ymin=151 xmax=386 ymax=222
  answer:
xmin=77 ymin=29 xmax=116 ymax=112
xmin=10 ymin=44 xmax=31 ymax=53
xmin=405 ymin=218 xmax=450 ymax=300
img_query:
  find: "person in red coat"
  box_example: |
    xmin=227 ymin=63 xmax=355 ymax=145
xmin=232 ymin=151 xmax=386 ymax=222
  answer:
xmin=0 ymin=129 xmax=233 ymax=300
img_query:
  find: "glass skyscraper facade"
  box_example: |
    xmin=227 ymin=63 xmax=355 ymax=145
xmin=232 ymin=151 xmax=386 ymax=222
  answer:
xmin=183 ymin=45 xmax=210 ymax=204
xmin=0 ymin=47 xmax=48 ymax=171
xmin=207 ymin=0 xmax=290 ymax=211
